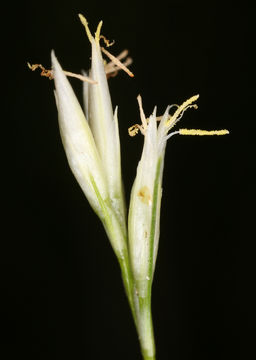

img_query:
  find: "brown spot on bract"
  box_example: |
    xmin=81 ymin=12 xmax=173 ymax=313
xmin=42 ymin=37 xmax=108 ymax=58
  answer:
xmin=138 ymin=186 xmax=151 ymax=205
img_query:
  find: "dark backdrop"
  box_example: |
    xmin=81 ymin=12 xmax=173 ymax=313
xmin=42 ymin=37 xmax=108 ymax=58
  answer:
xmin=3 ymin=1 xmax=253 ymax=359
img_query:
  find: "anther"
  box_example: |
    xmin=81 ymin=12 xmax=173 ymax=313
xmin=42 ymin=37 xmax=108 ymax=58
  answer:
xmin=166 ymin=95 xmax=199 ymax=129
xmin=28 ymin=63 xmax=97 ymax=84
xmin=179 ymin=129 xmax=229 ymax=136
xmin=101 ymin=47 xmax=134 ymax=77
xmin=78 ymin=14 xmax=94 ymax=43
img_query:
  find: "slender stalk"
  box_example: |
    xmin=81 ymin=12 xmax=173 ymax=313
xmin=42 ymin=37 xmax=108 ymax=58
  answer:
xmin=119 ymin=251 xmax=156 ymax=360
xmin=118 ymin=242 xmax=156 ymax=360
xmin=118 ymin=250 xmax=137 ymax=327
xmin=134 ymin=288 xmax=156 ymax=360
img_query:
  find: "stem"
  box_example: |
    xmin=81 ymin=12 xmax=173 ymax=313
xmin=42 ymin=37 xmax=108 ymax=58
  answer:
xmin=119 ymin=253 xmax=156 ymax=359
xmin=109 ymin=235 xmax=156 ymax=359
xmin=95 ymin=182 xmax=155 ymax=357
xmin=118 ymin=250 xmax=137 ymax=327
xmin=136 ymin=292 xmax=156 ymax=360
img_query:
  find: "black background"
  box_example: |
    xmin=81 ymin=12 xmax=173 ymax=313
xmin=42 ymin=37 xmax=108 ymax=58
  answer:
xmin=3 ymin=1 xmax=253 ymax=359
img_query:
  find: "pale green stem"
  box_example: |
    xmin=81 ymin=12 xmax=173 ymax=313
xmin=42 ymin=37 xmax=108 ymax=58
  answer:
xmin=115 ymin=240 xmax=157 ymax=360
xmin=119 ymin=251 xmax=156 ymax=360
xmin=93 ymin=174 xmax=155 ymax=357
xmin=117 ymin=249 xmax=137 ymax=327
xmin=102 ymin=221 xmax=156 ymax=359
xmin=102 ymin=223 xmax=137 ymax=327
xmin=134 ymin=287 xmax=156 ymax=360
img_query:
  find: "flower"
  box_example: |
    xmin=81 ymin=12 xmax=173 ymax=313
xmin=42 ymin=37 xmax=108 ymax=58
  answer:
xmin=79 ymin=15 xmax=126 ymax=230
xmin=128 ymin=95 xmax=229 ymax=296
xmin=51 ymin=16 xmax=130 ymax=256
xmin=31 ymin=13 xmax=229 ymax=360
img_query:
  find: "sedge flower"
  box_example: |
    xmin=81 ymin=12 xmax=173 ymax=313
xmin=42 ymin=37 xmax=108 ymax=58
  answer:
xmin=128 ymin=94 xmax=228 ymax=358
xmin=29 ymin=14 xmax=229 ymax=360
xmin=50 ymin=15 xmax=137 ymax=327
xmin=78 ymin=15 xmax=126 ymax=229
xmin=51 ymin=16 xmax=131 ymax=263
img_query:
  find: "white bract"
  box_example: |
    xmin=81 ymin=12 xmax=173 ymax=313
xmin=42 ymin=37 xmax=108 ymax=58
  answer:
xmin=128 ymin=94 xmax=228 ymax=298
xmin=128 ymin=108 xmax=163 ymax=296
xmin=51 ymin=16 xmax=128 ymax=256
xmin=52 ymin=51 xmax=107 ymax=216
xmin=127 ymin=96 xmax=199 ymax=356
xmin=80 ymin=17 xmax=126 ymax=228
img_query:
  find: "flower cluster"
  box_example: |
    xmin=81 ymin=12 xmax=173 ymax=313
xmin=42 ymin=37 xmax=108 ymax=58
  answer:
xmin=32 ymin=15 xmax=229 ymax=360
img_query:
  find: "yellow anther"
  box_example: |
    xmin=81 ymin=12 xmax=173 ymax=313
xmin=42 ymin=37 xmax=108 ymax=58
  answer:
xmin=128 ymin=124 xmax=145 ymax=137
xmin=79 ymin=14 xmax=104 ymax=45
xmin=100 ymin=35 xmax=115 ymax=47
xmin=79 ymin=14 xmax=133 ymax=78
xmin=95 ymin=21 xmax=103 ymax=43
xmin=129 ymin=95 xmax=164 ymax=137
xmin=128 ymin=124 xmax=140 ymax=137
xmin=78 ymin=14 xmax=93 ymax=43
xmin=179 ymin=129 xmax=229 ymax=136
xmin=166 ymin=94 xmax=199 ymax=128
